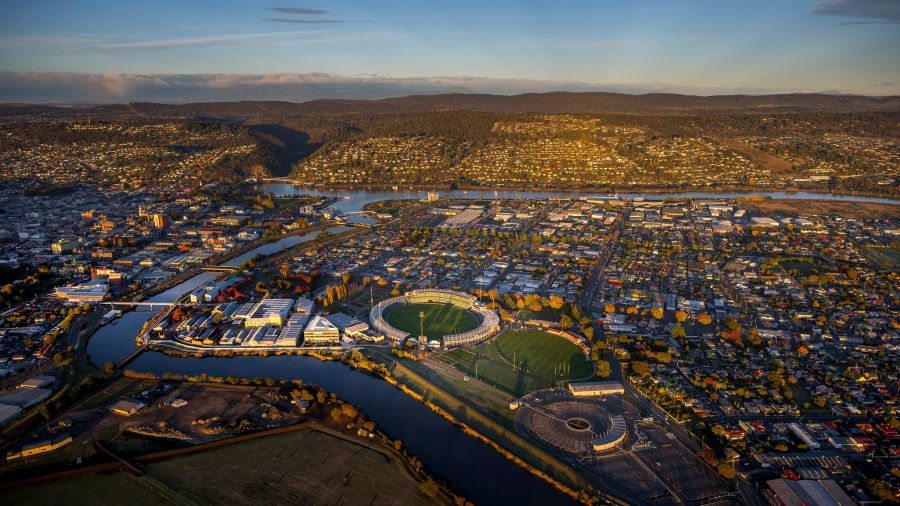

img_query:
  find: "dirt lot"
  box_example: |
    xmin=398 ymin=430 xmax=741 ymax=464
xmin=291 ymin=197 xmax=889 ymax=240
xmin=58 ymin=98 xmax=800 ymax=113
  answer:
xmin=118 ymin=382 xmax=301 ymax=444
xmin=740 ymin=199 xmax=900 ymax=219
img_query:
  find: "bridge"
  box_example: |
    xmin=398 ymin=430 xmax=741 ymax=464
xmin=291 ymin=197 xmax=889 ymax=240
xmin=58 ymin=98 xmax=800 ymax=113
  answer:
xmin=0 ymin=326 xmax=42 ymax=334
xmin=255 ymin=177 xmax=298 ymax=183
xmin=200 ymin=265 xmax=243 ymax=273
xmin=100 ymin=301 xmax=176 ymax=307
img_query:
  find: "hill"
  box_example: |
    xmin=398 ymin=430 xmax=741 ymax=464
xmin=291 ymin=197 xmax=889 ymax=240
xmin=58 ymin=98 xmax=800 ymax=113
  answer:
xmin=2 ymin=91 xmax=898 ymax=119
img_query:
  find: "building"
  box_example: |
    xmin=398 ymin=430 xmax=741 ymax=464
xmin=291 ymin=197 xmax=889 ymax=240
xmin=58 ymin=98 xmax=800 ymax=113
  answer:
xmin=6 ymin=434 xmax=73 ymax=462
xmin=55 ymin=280 xmax=109 ymax=303
xmin=567 ymin=381 xmax=625 ymax=397
xmin=0 ymin=387 xmax=52 ymax=408
xmin=17 ymin=375 xmax=55 ymax=389
xmin=0 ymin=404 xmax=22 ymax=427
xmin=152 ymin=214 xmax=171 ymax=229
xmin=110 ymin=398 xmax=146 ymax=416
xmin=303 ymin=316 xmax=340 ymax=344
xmin=243 ymin=298 xmax=294 ymax=327
xmin=51 ymin=239 xmax=78 ymax=254
xmin=764 ymin=478 xmax=854 ymax=506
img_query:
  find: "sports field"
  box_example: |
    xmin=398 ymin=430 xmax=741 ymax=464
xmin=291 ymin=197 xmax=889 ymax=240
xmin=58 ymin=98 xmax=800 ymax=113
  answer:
xmin=386 ymin=303 xmax=478 ymax=341
xmin=437 ymin=329 xmax=594 ymax=396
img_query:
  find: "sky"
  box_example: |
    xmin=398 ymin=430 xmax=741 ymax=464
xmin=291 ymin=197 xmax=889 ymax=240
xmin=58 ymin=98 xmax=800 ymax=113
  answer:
xmin=0 ymin=0 xmax=898 ymax=102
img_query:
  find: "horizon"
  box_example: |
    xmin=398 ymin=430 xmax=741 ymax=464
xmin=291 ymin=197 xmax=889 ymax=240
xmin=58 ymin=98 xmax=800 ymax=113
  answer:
xmin=1 ymin=0 xmax=899 ymax=102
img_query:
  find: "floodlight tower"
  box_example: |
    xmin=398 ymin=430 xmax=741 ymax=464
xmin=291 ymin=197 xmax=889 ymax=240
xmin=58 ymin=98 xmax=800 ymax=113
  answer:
xmin=419 ymin=310 xmax=426 ymax=348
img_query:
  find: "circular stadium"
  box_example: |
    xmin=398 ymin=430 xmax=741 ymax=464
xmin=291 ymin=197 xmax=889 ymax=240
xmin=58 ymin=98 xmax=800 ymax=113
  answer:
xmin=515 ymin=389 xmax=627 ymax=456
xmin=369 ymin=289 xmax=500 ymax=347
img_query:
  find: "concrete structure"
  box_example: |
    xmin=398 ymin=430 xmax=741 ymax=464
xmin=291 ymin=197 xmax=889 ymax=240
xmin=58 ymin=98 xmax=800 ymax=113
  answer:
xmin=568 ymin=381 xmax=625 ymax=397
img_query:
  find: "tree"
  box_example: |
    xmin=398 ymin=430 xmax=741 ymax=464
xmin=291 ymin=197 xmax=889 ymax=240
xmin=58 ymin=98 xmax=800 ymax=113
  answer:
xmin=419 ymin=479 xmax=440 ymax=498
xmin=674 ymin=310 xmax=687 ymax=322
xmin=37 ymin=403 xmax=51 ymax=422
xmin=697 ymin=312 xmax=712 ymax=325
xmin=717 ymin=463 xmax=737 ymax=479
xmin=604 ymin=303 xmax=616 ymax=314
xmin=595 ymin=360 xmax=612 ymax=378
xmin=650 ymin=307 xmax=664 ymax=320
xmin=671 ymin=322 xmax=686 ymax=339
xmin=548 ymin=295 xmax=564 ymax=310
xmin=559 ymin=314 xmax=573 ymax=329
xmin=631 ymin=361 xmax=651 ymax=377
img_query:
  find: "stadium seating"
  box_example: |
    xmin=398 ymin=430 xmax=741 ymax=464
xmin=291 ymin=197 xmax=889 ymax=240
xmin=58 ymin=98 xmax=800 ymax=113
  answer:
xmin=368 ymin=290 xmax=498 ymax=346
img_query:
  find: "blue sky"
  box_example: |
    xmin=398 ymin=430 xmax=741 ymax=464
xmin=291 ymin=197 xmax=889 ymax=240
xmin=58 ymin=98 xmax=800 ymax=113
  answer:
xmin=0 ymin=0 xmax=898 ymax=102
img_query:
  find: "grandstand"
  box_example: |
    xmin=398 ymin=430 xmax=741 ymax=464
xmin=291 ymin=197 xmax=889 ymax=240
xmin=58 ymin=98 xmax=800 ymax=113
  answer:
xmin=368 ymin=289 xmax=499 ymax=347
xmin=516 ymin=389 xmax=627 ymax=456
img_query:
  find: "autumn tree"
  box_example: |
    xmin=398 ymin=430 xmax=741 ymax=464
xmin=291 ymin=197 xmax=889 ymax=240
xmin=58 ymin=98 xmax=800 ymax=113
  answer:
xmin=697 ymin=312 xmax=712 ymax=325
xmin=595 ymin=359 xmax=612 ymax=378
xmin=651 ymin=307 xmax=664 ymax=320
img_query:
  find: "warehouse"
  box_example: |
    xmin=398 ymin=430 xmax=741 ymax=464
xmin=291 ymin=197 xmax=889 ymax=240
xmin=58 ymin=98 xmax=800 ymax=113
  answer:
xmin=567 ymin=381 xmax=624 ymax=397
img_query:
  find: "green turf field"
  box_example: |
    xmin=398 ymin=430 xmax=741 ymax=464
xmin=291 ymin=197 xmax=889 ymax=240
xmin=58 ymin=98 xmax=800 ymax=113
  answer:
xmin=386 ymin=303 xmax=479 ymax=341
xmin=437 ymin=329 xmax=594 ymax=396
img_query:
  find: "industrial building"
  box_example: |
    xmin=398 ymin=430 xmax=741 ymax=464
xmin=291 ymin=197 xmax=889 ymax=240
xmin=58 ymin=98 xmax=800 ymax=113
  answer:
xmin=110 ymin=398 xmax=146 ymax=416
xmin=243 ymin=298 xmax=294 ymax=327
xmin=567 ymin=381 xmax=625 ymax=397
xmin=764 ymin=478 xmax=854 ymax=506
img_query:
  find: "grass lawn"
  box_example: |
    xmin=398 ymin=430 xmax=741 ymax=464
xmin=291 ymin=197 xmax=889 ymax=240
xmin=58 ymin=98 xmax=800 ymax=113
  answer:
xmin=437 ymin=329 xmax=593 ymax=397
xmin=386 ymin=303 xmax=478 ymax=341
xmin=146 ymin=429 xmax=426 ymax=505
xmin=1 ymin=471 xmax=166 ymax=506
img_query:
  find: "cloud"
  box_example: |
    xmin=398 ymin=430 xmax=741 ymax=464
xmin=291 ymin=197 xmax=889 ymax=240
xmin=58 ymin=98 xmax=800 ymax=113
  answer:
xmin=260 ymin=18 xmax=348 ymax=24
xmin=811 ymin=0 xmax=900 ymax=23
xmin=4 ymin=71 xmax=890 ymax=104
xmin=507 ymin=38 xmax=653 ymax=49
xmin=92 ymin=31 xmax=325 ymax=50
xmin=267 ymin=7 xmax=328 ymax=15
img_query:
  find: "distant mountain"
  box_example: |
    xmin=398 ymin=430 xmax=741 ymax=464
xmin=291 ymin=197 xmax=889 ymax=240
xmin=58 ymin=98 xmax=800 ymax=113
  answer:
xmin=2 ymin=91 xmax=898 ymax=119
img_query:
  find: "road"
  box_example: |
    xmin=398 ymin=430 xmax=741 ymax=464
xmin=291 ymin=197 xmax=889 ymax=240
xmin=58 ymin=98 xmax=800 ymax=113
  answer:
xmin=580 ymin=212 xmax=625 ymax=309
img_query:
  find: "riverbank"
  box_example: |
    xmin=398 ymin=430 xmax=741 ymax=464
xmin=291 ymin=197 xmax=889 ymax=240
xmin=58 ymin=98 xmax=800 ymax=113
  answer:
xmin=270 ymin=180 xmax=900 ymax=202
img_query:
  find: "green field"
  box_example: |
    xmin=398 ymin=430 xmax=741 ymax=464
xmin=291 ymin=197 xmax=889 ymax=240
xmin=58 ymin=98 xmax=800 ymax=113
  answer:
xmin=4 ymin=429 xmax=428 ymax=506
xmin=386 ymin=303 xmax=478 ymax=341
xmin=438 ymin=329 xmax=594 ymax=396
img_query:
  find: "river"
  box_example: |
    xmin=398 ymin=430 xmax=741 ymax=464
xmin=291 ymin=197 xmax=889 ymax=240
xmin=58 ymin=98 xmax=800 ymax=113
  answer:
xmin=259 ymin=184 xmax=900 ymax=223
